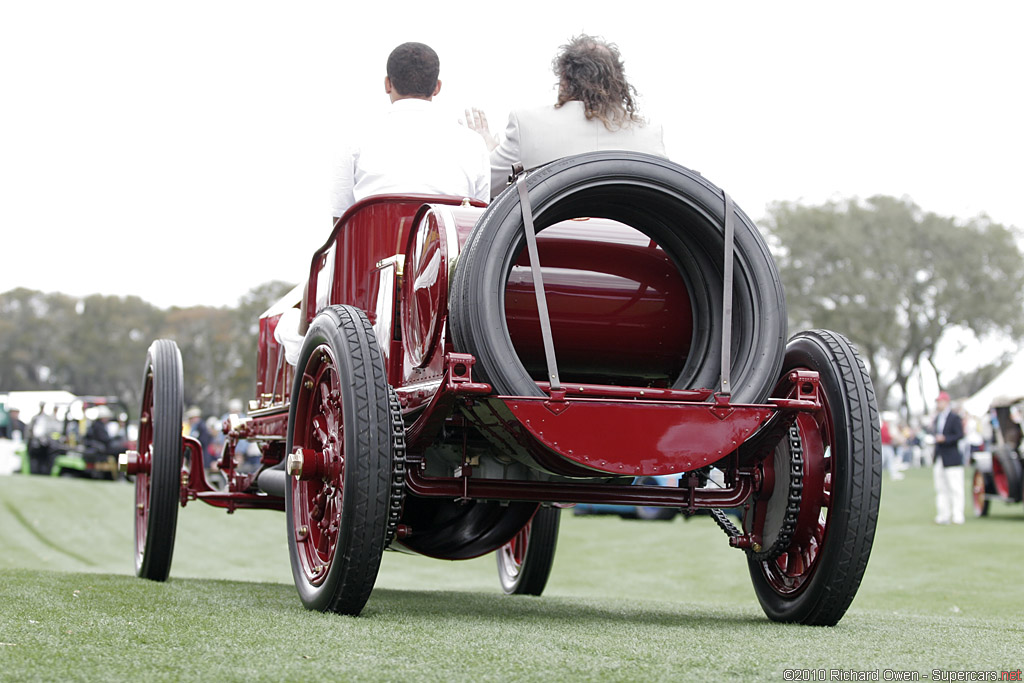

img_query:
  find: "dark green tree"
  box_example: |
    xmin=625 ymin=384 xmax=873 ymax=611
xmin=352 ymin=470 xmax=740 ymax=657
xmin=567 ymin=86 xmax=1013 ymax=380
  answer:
xmin=763 ymin=196 xmax=1024 ymax=413
xmin=229 ymin=280 xmax=296 ymax=402
xmin=62 ymin=294 xmax=166 ymax=411
xmin=0 ymin=281 xmax=293 ymax=420
xmin=0 ymin=289 xmax=76 ymax=389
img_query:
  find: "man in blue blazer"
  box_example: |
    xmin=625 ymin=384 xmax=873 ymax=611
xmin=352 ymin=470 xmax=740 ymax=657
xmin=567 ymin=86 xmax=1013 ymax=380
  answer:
xmin=932 ymin=391 xmax=965 ymax=524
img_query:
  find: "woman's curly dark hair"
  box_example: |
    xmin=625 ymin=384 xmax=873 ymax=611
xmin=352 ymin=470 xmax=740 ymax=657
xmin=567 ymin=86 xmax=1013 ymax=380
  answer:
xmin=553 ymin=35 xmax=642 ymax=130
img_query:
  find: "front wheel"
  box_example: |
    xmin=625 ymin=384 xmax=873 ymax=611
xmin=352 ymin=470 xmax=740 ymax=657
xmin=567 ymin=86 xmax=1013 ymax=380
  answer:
xmin=746 ymin=330 xmax=881 ymax=626
xmin=134 ymin=340 xmax=185 ymax=581
xmin=496 ymin=506 xmax=560 ymax=595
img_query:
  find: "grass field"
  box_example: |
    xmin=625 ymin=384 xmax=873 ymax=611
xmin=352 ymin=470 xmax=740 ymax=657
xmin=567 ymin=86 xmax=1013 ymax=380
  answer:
xmin=1 ymin=467 xmax=1022 ymax=681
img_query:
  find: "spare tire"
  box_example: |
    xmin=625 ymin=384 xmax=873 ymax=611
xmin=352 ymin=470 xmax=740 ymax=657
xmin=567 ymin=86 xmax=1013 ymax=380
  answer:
xmin=449 ymin=151 xmax=786 ymax=404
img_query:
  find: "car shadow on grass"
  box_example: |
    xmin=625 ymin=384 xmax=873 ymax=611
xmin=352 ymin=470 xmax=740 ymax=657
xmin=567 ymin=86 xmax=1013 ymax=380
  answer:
xmin=362 ymin=587 xmax=766 ymax=628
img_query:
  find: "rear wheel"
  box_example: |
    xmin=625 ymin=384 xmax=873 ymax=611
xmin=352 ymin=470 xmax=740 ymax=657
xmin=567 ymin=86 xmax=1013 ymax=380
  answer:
xmin=496 ymin=506 xmax=560 ymax=595
xmin=134 ymin=340 xmax=185 ymax=581
xmin=991 ymin=447 xmax=1023 ymax=502
xmin=747 ymin=330 xmax=881 ymax=626
xmin=285 ymin=305 xmax=394 ymax=615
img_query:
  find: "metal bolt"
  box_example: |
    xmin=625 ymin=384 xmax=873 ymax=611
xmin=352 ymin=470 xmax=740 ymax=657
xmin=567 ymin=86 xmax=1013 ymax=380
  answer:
xmin=304 ymin=379 xmax=314 ymax=390
xmin=287 ymin=450 xmax=304 ymax=478
xmin=752 ymin=542 xmax=763 ymax=553
xmin=298 ymin=525 xmax=309 ymax=540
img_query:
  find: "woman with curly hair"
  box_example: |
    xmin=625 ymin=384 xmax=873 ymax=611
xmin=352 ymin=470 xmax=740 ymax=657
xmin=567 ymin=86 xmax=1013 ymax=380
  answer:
xmin=468 ymin=34 xmax=666 ymax=197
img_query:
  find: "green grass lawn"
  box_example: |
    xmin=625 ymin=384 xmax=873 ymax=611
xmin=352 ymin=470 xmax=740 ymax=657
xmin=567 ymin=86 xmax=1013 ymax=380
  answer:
xmin=1 ymin=467 xmax=1022 ymax=681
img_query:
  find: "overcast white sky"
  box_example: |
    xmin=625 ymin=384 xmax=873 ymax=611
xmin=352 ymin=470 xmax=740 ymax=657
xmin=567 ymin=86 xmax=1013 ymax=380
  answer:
xmin=2 ymin=1 xmax=1021 ymax=313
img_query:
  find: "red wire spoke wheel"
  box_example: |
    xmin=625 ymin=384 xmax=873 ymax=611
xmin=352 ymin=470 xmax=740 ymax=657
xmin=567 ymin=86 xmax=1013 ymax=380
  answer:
xmin=748 ymin=330 xmax=881 ymax=625
xmin=285 ymin=305 xmax=394 ymax=615
xmin=134 ymin=339 xmax=184 ymax=581
xmin=496 ymin=506 xmax=560 ymax=596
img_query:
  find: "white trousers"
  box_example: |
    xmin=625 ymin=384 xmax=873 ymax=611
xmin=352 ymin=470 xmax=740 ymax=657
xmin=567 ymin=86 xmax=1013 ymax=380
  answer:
xmin=933 ymin=461 xmax=965 ymax=524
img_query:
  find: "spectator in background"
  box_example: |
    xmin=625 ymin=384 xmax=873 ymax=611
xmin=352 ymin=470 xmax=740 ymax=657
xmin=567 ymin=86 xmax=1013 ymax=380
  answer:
xmin=880 ymin=415 xmax=904 ymax=480
xmin=185 ymin=406 xmax=214 ymax=471
xmin=896 ymin=421 xmax=916 ymax=468
xmin=28 ymin=403 xmax=61 ymax=475
xmin=4 ymin=407 xmax=26 ymax=441
xmin=931 ymin=391 xmax=965 ymax=525
xmin=84 ymin=405 xmax=126 ymax=458
xmin=466 ymin=34 xmax=667 ymax=197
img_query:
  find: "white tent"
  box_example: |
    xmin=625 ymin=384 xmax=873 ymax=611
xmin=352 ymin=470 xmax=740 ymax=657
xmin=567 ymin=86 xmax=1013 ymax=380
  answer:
xmin=1 ymin=390 xmax=78 ymax=419
xmin=962 ymin=349 xmax=1024 ymax=417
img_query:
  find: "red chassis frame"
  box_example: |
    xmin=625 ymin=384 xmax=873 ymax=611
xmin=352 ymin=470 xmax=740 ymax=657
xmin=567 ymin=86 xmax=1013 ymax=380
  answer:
xmin=169 ymin=353 xmax=821 ymax=554
xmin=151 ymin=195 xmax=822 ymax=553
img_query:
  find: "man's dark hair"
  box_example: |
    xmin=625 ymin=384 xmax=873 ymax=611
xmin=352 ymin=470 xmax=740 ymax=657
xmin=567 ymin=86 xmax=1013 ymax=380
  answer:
xmin=387 ymin=42 xmax=440 ymax=98
xmin=553 ymin=34 xmax=641 ymax=130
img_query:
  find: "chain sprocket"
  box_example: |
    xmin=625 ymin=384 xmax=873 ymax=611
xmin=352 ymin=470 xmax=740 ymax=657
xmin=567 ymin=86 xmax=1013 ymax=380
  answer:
xmin=747 ymin=424 xmax=803 ymax=561
xmin=702 ymin=424 xmax=803 ymax=561
xmin=384 ymin=387 xmax=407 ymax=548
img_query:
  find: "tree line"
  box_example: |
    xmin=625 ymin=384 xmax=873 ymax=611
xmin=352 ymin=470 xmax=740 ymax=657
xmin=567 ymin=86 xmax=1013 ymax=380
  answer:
xmin=763 ymin=195 xmax=1024 ymax=414
xmin=0 ymin=281 xmax=294 ymax=419
xmin=3 ymin=194 xmax=1022 ymax=420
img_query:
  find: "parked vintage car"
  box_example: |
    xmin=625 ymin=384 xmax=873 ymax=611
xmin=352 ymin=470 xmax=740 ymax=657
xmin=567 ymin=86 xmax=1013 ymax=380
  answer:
xmin=25 ymin=396 xmax=131 ymax=479
xmin=122 ymin=152 xmax=882 ymax=624
xmin=972 ymin=396 xmax=1024 ymax=516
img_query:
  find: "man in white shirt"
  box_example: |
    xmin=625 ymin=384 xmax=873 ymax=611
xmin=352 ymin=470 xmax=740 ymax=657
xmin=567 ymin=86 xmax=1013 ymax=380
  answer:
xmin=330 ymin=42 xmax=490 ymax=222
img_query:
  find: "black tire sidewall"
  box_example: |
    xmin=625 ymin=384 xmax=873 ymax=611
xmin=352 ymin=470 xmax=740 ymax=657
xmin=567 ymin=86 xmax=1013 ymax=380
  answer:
xmin=285 ymin=305 xmax=391 ymax=613
xmin=137 ymin=339 xmax=184 ymax=581
xmin=450 ymin=151 xmax=786 ymax=404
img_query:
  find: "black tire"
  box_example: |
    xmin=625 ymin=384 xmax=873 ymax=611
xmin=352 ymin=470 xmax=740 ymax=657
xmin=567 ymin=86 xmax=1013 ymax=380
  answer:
xmin=449 ymin=151 xmax=786 ymax=404
xmin=496 ymin=506 xmax=561 ymax=595
xmin=748 ymin=330 xmax=881 ymax=626
xmin=991 ymin=446 xmax=1023 ymax=502
xmin=972 ymin=469 xmax=991 ymax=517
xmin=285 ymin=305 xmax=394 ymax=615
xmin=135 ymin=339 xmax=184 ymax=581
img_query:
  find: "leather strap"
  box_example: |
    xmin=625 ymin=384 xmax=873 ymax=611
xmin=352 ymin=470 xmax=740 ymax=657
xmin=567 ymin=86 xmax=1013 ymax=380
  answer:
xmin=720 ymin=192 xmax=735 ymax=396
xmin=515 ymin=173 xmax=562 ymax=391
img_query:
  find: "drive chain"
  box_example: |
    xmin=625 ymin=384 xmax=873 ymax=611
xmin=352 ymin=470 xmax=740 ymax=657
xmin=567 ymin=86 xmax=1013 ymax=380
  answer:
xmin=704 ymin=424 xmax=803 ymax=562
xmin=384 ymin=387 xmax=406 ymax=548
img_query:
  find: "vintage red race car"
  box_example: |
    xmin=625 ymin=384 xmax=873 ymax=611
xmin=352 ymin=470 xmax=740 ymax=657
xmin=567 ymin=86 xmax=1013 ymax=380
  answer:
xmin=122 ymin=151 xmax=881 ymax=624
